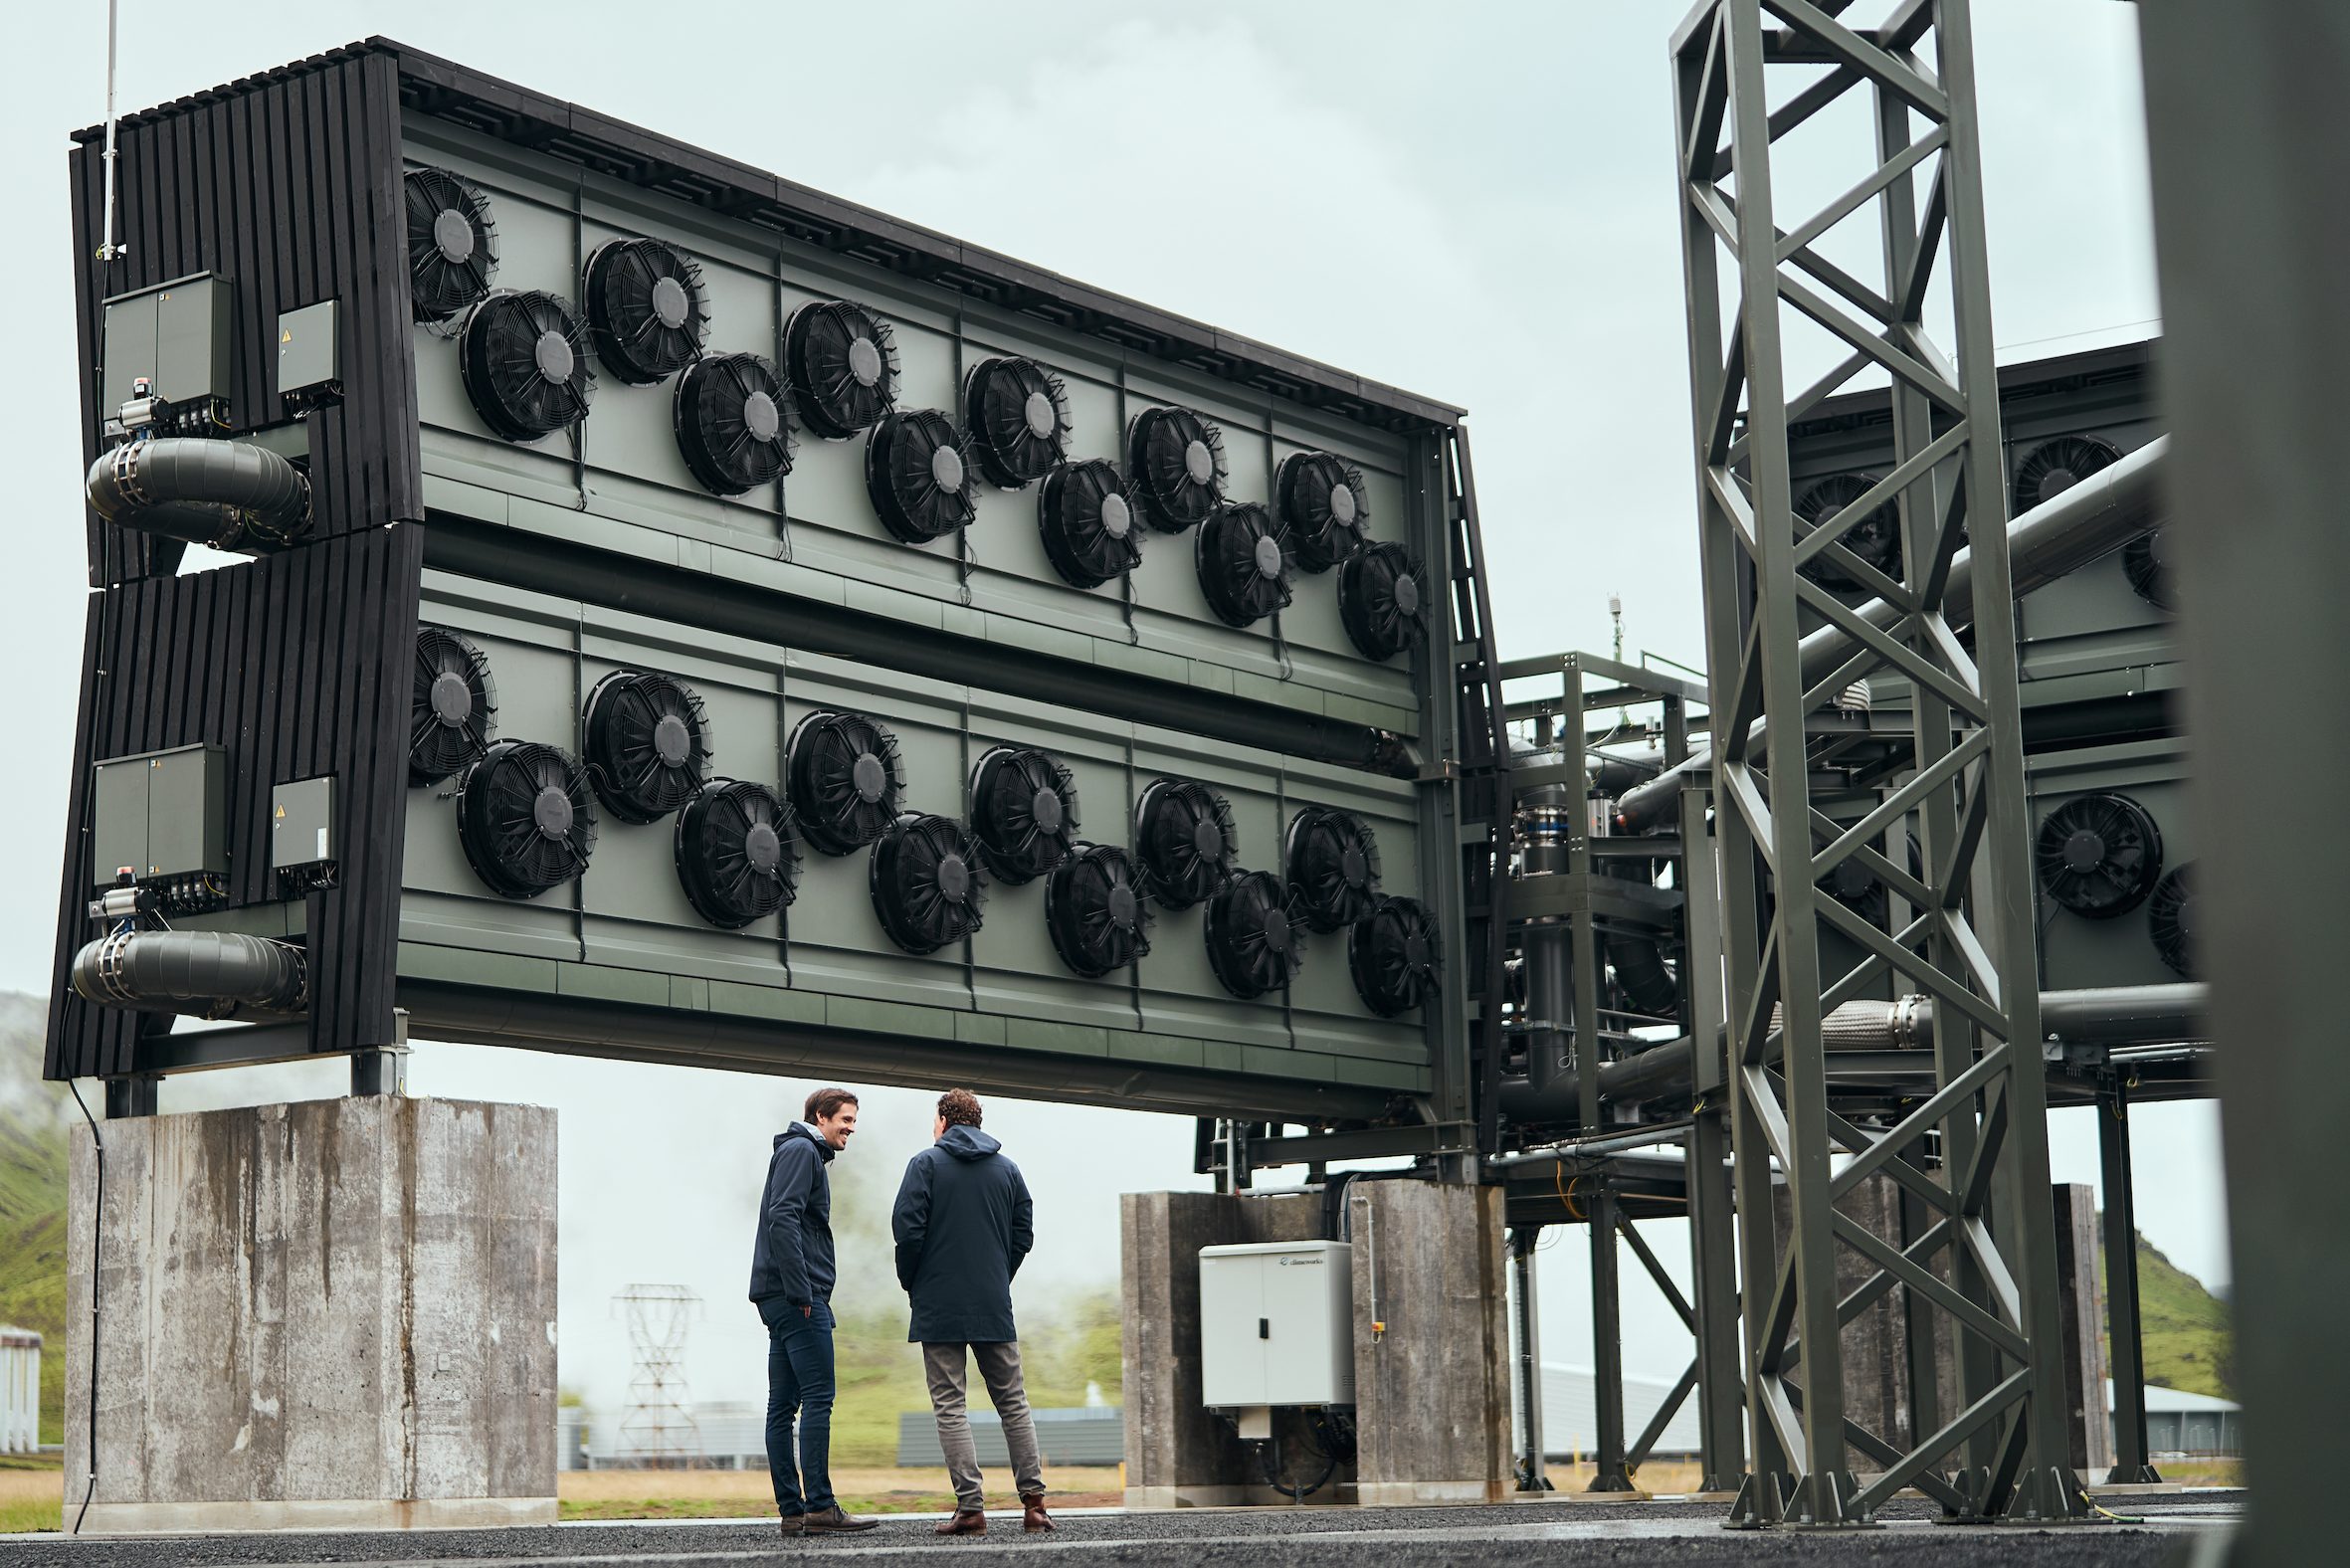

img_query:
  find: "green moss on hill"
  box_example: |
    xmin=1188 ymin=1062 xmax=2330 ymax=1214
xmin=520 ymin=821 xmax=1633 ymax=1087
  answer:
xmin=2101 ymin=1230 xmax=2233 ymax=1401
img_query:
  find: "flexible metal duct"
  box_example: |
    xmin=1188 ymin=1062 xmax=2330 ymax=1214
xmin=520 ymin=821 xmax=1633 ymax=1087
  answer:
xmin=72 ymin=929 xmax=307 ymax=1017
xmin=1614 ymin=437 xmax=2170 ymax=834
xmin=85 ymin=437 xmax=310 ymax=550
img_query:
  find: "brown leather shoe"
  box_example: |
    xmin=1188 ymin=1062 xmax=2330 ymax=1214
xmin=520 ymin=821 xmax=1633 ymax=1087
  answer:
xmin=1022 ymin=1492 xmax=1056 ymax=1532
xmin=779 ymin=1511 xmax=804 ymax=1537
xmin=934 ymin=1508 xmax=987 ymax=1535
xmin=802 ymin=1504 xmax=878 ymax=1533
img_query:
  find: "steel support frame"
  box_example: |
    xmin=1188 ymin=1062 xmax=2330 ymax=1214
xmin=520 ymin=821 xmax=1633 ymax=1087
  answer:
xmin=1671 ymin=0 xmax=2081 ymax=1525
xmin=2096 ymin=1078 xmax=2160 ymax=1484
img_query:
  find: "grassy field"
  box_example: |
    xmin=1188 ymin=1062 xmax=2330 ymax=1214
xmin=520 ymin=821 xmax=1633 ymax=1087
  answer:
xmin=0 ymin=1456 xmax=63 ymax=1535
xmin=2105 ymin=1236 xmax=2235 ymax=1399
xmin=557 ymin=1465 xmax=1122 ymax=1521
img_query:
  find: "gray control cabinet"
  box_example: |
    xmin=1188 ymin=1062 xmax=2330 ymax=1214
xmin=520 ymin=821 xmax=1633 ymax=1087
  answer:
xmin=100 ymin=273 xmax=232 ymax=410
xmin=1199 ymin=1241 xmax=1356 ymax=1409
xmin=90 ymin=744 xmax=228 ymax=886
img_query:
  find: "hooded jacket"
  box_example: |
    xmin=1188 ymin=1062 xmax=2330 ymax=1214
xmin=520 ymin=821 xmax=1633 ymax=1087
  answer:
xmin=748 ymin=1122 xmax=836 ymax=1307
xmin=890 ymin=1124 xmax=1034 ymax=1344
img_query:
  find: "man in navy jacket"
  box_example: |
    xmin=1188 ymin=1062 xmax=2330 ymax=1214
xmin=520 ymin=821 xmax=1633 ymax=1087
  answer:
xmin=891 ymin=1088 xmax=1053 ymax=1535
xmin=748 ymin=1086 xmax=877 ymax=1536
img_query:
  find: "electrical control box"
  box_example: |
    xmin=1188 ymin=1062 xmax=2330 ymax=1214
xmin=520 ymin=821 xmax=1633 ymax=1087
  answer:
xmin=272 ymin=776 xmax=338 ymax=883
xmin=101 ymin=274 xmax=232 ymax=411
xmin=277 ymin=298 xmax=339 ymax=405
xmin=1198 ymin=1241 xmax=1355 ymax=1409
xmin=91 ymin=744 xmax=229 ymax=906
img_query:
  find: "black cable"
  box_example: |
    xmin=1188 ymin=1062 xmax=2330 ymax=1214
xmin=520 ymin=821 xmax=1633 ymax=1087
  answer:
xmin=67 ymin=1080 xmax=102 ymax=1536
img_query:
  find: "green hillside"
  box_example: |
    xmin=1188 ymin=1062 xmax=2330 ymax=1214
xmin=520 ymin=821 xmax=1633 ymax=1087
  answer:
xmin=2103 ymin=1231 xmax=2234 ymax=1400
xmin=0 ymin=993 xmax=73 ymax=1445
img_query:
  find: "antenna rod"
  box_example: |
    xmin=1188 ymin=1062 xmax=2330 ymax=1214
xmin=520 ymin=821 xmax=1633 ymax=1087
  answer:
xmin=98 ymin=0 xmax=125 ymax=263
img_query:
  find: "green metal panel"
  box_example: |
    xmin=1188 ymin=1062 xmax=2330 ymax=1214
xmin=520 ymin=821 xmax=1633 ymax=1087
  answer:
xmin=144 ymin=745 xmax=227 ymax=879
xmin=277 ymin=299 xmax=340 ymax=397
xmin=90 ymin=756 xmax=149 ymax=886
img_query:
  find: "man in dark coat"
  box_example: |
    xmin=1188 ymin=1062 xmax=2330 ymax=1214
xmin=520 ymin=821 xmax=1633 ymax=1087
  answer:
xmin=748 ymin=1086 xmax=877 ymax=1536
xmin=891 ymin=1087 xmax=1053 ymax=1535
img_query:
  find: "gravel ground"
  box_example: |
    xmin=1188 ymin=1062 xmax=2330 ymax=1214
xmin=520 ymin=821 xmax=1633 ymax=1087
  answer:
xmin=0 ymin=1495 xmax=2236 ymax=1568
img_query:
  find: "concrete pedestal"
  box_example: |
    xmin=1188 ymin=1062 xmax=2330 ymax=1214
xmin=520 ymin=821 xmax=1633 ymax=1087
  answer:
xmin=65 ymin=1096 xmax=557 ymax=1532
xmin=1121 ymin=1180 xmax=1510 ymax=1509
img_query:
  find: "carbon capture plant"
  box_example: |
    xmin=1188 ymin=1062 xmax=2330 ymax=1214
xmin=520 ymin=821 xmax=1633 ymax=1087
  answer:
xmin=38 ymin=3 xmax=2332 ymax=1559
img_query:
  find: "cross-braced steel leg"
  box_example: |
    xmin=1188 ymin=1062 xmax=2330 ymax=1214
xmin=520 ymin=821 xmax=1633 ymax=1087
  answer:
xmin=1670 ymin=0 xmax=2085 ymax=1527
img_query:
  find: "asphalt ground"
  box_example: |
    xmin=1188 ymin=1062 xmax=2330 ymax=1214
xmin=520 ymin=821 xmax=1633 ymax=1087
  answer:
xmin=0 ymin=1495 xmax=2238 ymax=1568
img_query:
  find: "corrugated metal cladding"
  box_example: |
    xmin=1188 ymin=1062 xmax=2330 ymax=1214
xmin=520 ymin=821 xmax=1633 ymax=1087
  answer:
xmin=66 ymin=46 xmax=421 ymax=586
xmin=46 ymin=526 xmax=423 ymax=1080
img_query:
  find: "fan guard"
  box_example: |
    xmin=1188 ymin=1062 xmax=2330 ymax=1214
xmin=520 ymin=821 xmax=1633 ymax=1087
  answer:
xmin=459 ymin=291 xmax=595 ymax=443
xmin=1276 ymin=451 xmax=1371 ymax=572
xmin=677 ymin=353 xmax=794 ymax=495
xmin=1195 ymin=502 xmax=1294 ymax=628
xmin=867 ymin=409 xmax=978 ymax=544
xmin=962 ymin=356 xmax=1071 ymax=489
xmin=786 ymin=710 xmax=904 ymax=856
xmin=2013 ymin=434 xmax=2119 ymax=513
xmin=2036 ymin=793 xmax=2164 ymax=918
xmin=1127 ymin=407 xmax=1226 ymax=532
xmin=1284 ymin=807 xmax=1382 ymax=933
xmin=2124 ymin=528 xmax=2170 ymax=609
xmin=1337 ymin=541 xmax=1429 ymax=660
xmin=455 ymin=740 xmax=599 ymax=900
xmin=2149 ymin=864 xmax=2195 ymax=977
xmin=1135 ymin=778 xmax=1237 ymax=909
xmin=1349 ymin=894 xmax=1442 ymax=1017
xmin=676 ymin=779 xmax=799 ymax=928
xmin=583 ymin=670 xmax=711 ymax=824
xmin=1794 ymin=473 xmax=1902 ymax=590
xmin=870 ymin=812 xmax=989 ymax=955
xmin=1205 ymin=870 xmax=1305 ymax=999
xmin=1045 ymin=843 xmax=1153 ymax=978
xmin=968 ymin=746 xmax=1079 ymax=884
xmin=405 ymin=167 xmax=497 ymax=325
xmin=1038 ymin=459 xmax=1144 ymax=588
xmin=582 ymin=237 xmax=706 ymax=385
xmin=784 ymin=299 xmax=897 ymax=439
xmin=411 ymin=626 xmax=497 ymax=785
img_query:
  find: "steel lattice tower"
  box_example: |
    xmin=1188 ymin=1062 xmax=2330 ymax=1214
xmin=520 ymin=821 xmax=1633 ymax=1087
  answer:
xmin=614 ymin=1283 xmax=705 ymax=1469
xmin=1669 ymin=0 xmax=2084 ymax=1525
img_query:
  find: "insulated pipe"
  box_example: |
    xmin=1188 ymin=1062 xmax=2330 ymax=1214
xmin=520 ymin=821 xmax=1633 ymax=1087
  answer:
xmin=72 ymin=929 xmax=307 ymax=1017
xmin=1614 ymin=437 xmax=2171 ymax=834
xmin=86 ymin=438 xmax=310 ymax=550
xmin=1498 ymin=981 xmax=2208 ymax=1124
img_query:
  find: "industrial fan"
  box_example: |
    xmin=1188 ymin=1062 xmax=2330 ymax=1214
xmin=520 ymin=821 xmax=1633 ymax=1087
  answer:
xmin=1195 ymin=502 xmax=1294 ymax=628
xmin=2124 ymin=528 xmax=2170 ymax=609
xmin=1134 ymin=778 xmax=1237 ymax=909
xmin=786 ymin=710 xmax=903 ymax=855
xmin=866 ymin=410 xmax=978 ymax=543
xmin=967 ymin=746 xmax=1078 ymax=884
xmin=455 ymin=740 xmax=599 ymax=899
xmin=410 ymin=626 xmax=497 ymax=786
xmin=870 ymin=812 xmax=989 ymax=955
xmin=676 ymin=779 xmax=799 ymax=928
xmin=2013 ymin=434 xmax=2119 ymax=512
xmin=962 ymin=356 xmax=1070 ymax=488
xmin=1276 ymin=451 xmax=1370 ymax=572
xmin=582 ymin=670 xmax=711 ymax=824
xmin=582 ymin=237 xmax=705 ymax=384
xmin=2036 ymin=792 xmax=2164 ymax=918
xmin=676 ymin=353 xmax=793 ymax=494
xmin=1204 ymin=871 xmax=1305 ymax=999
xmin=1284 ymin=806 xmax=1382 ymax=932
xmin=783 ymin=299 xmax=896 ymax=439
xmin=1820 ymin=834 xmax=1924 ymax=929
xmin=1038 ymin=459 xmax=1144 ymax=588
xmin=1794 ymin=473 xmax=1901 ymax=590
xmin=1126 ymin=407 xmax=1226 ymax=531
xmin=1045 ymin=844 xmax=1153 ymax=978
xmin=1336 ymin=541 xmax=1428 ymax=660
xmin=2149 ymin=864 xmax=2194 ymax=977
xmin=1349 ymin=894 xmax=1441 ymax=1017
xmin=405 ymin=167 xmax=497 ymax=324
xmin=459 ymin=291 xmax=595 ymax=443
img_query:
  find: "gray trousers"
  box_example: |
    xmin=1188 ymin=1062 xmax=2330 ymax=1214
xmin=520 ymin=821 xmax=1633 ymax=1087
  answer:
xmin=922 ymin=1340 xmax=1045 ymax=1509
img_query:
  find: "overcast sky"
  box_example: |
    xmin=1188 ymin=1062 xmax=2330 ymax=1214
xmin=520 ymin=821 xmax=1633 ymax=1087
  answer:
xmin=0 ymin=2 xmax=2213 ymax=1413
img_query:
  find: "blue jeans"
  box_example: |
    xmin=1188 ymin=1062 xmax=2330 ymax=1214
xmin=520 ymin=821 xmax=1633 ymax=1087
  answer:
xmin=758 ymin=1296 xmax=836 ymax=1513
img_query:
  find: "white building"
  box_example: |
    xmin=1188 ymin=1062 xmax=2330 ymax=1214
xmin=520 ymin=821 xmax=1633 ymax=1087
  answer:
xmin=1532 ymin=1362 xmax=1702 ymax=1461
xmin=0 ymin=1328 xmax=40 ymax=1455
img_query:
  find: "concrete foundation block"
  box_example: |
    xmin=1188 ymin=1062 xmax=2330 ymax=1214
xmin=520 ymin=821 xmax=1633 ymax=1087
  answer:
xmin=64 ymin=1097 xmax=556 ymax=1532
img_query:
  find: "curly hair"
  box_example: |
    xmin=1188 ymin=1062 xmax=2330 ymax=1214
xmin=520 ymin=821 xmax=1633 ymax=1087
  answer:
xmin=937 ymin=1087 xmax=983 ymax=1129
